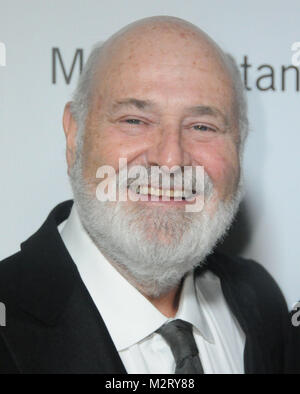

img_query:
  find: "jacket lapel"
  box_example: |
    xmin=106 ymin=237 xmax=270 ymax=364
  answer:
xmin=203 ymin=253 xmax=270 ymax=373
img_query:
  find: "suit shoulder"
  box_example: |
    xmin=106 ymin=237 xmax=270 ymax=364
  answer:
xmin=0 ymin=250 xmax=22 ymax=273
xmin=207 ymin=251 xmax=287 ymax=309
xmin=210 ymin=251 xmax=279 ymax=283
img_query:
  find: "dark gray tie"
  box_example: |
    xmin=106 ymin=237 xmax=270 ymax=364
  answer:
xmin=156 ymin=319 xmax=204 ymax=374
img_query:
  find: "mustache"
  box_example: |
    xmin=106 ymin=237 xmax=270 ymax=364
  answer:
xmin=117 ymin=165 xmax=214 ymax=198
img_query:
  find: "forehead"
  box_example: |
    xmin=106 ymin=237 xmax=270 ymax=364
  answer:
xmin=94 ymin=28 xmax=234 ymax=111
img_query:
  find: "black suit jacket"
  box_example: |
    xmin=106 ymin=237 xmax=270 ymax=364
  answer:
xmin=0 ymin=201 xmax=296 ymax=373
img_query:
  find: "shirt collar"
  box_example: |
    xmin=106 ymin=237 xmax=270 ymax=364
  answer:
xmin=59 ymin=205 xmax=214 ymax=351
xmin=176 ymin=272 xmax=214 ymax=343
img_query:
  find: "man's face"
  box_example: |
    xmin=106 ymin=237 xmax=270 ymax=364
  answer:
xmin=67 ymin=27 xmax=242 ymax=296
xmin=81 ymin=32 xmax=240 ymax=211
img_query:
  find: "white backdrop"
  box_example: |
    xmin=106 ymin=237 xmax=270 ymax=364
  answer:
xmin=0 ymin=0 xmax=299 ymax=307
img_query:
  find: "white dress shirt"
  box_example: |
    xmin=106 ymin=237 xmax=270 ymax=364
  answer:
xmin=58 ymin=206 xmax=245 ymax=374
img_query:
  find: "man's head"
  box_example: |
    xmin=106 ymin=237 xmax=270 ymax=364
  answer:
xmin=63 ymin=16 xmax=248 ymax=297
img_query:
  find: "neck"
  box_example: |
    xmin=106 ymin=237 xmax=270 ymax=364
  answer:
xmin=145 ymin=284 xmax=182 ymax=317
xmin=102 ymin=250 xmax=183 ymax=317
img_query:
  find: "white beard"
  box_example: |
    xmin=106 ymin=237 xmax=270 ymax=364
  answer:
xmin=69 ymin=152 xmax=243 ymax=297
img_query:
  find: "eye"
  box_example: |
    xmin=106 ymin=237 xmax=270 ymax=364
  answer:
xmin=124 ymin=118 xmax=143 ymax=125
xmin=193 ymin=124 xmax=216 ymax=132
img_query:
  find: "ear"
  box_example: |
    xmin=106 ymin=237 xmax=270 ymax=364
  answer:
xmin=63 ymin=102 xmax=78 ymax=174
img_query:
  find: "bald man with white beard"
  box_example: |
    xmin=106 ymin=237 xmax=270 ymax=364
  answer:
xmin=0 ymin=16 xmax=295 ymax=374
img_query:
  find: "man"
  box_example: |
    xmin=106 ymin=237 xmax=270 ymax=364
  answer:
xmin=0 ymin=16 xmax=293 ymax=374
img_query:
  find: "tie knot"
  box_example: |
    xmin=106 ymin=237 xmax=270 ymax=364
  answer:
xmin=156 ymin=319 xmax=199 ymax=362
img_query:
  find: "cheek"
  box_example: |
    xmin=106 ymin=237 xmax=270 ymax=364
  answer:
xmin=82 ymin=124 xmax=150 ymax=182
xmin=83 ymin=138 xmax=122 ymax=185
xmin=191 ymin=139 xmax=240 ymax=199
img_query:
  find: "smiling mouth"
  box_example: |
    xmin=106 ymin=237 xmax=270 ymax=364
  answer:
xmin=133 ymin=185 xmax=196 ymax=200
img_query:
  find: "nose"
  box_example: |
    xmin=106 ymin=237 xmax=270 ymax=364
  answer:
xmin=146 ymin=125 xmax=191 ymax=169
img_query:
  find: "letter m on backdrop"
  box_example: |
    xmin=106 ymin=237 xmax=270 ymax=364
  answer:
xmin=52 ymin=48 xmax=83 ymax=84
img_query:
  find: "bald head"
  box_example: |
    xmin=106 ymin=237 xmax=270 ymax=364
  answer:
xmin=100 ymin=16 xmax=227 ymax=67
xmin=91 ymin=17 xmax=232 ymax=101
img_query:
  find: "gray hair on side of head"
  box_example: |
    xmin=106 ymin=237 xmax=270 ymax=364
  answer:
xmin=69 ymin=41 xmax=105 ymax=154
xmin=223 ymin=53 xmax=249 ymax=154
xmin=69 ymin=42 xmax=249 ymax=159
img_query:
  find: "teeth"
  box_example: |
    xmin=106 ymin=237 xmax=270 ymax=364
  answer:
xmin=136 ymin=186 xmax=189 ymax=198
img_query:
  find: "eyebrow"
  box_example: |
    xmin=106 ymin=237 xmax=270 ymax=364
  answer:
xmin=185 ymin=105 xmax=229 ymax=126
xmin=110 ymin=98 xmax=229 ymax=125
xmin=111 ymin=98 xmax=157 ymax=112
